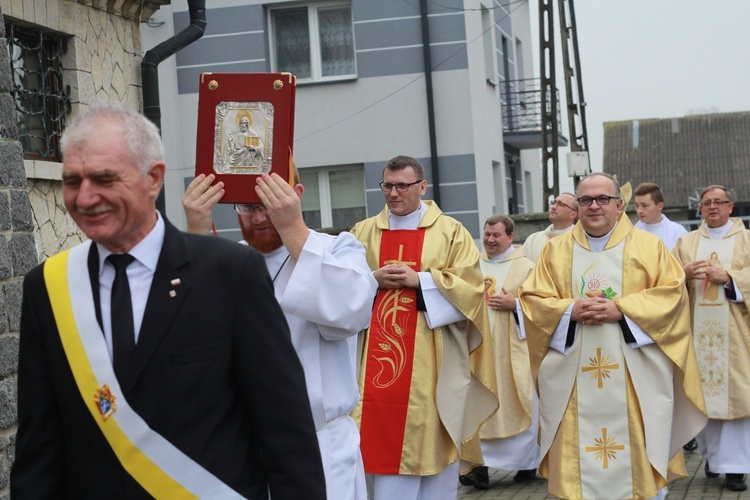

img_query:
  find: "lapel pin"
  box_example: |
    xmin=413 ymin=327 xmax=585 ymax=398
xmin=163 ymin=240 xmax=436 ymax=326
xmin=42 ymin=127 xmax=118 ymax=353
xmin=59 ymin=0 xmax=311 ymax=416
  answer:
xmin=169 ymin=290 xmax=177 ymax=298
xmin=171 ymin=278 xmax=181 ymax=286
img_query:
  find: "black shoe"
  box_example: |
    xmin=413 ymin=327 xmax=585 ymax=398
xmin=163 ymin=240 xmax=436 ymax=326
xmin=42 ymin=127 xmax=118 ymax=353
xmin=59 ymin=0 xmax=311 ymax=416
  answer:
xmin=683 ymin=438 xmax=698 ymax=452
xmin=513 ymin=468 xmax=537 ymax=482
xmin=705 ymin=461 xmax=719 ymax=478
xmin=725 ymin=474 xmax=747 ymax=491
xmin=459 ymin=466 xmax=489 ymax=490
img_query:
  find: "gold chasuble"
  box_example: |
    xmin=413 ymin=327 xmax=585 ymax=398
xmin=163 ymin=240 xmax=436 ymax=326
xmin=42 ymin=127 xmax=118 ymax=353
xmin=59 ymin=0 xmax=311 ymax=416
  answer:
xmin=351 ymin=201 xmax=498 ymax=476
xmin=478 ymin=248 xmax=535 ymax=440
xmin=519 ymin=214 xmax=707 ymax=500
xmin=673 ymin=218 xmax=750 ymax=420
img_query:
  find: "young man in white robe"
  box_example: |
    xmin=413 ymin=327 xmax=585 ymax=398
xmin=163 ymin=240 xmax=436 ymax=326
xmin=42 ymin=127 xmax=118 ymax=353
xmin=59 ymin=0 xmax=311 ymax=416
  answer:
xmin=182 ymin=170 xmax=378 ymax=500
xmin=633 ymin=182 xmax=687 ymax=250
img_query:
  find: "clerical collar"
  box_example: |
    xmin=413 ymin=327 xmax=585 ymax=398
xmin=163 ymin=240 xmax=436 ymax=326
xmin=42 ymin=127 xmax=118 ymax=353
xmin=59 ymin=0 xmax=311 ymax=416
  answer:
xmin=388 ymin=201 xmax=427 ymax=230
xmin=487 ymin=246 xmax=514 ymax=264
xmin=585 ymin=222 xmax=617 ymax=252
xmin=550 ymin=225 xmax=574 ymax=234
xmin=706 ymin=220 xmax=733 ymax=240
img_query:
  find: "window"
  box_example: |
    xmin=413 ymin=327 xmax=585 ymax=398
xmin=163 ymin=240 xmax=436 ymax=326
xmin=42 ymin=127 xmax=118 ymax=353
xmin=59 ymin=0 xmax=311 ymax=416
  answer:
xmin=5 ymin=22 xmax=71 ymax=161
xmin=270 ymin=3 xmax=356 ymax=82
xmin=300 ymin=166 xmax=365 ymax=229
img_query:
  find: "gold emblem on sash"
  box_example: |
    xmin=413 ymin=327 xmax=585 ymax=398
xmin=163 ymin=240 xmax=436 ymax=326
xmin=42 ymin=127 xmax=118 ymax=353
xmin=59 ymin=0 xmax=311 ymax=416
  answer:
xmin=94 ymin=385 xmax=117 ymax=420
xmin=586 ymin=428 xmax=625 ymax=469
xmin=581 ymin=347 xmax=620 ymax=389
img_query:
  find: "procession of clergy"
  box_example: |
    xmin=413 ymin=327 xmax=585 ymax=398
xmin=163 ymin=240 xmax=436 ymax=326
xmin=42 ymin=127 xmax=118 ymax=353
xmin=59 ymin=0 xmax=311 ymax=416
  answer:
xmin=463 ymin=179 xmax=750 ymax=498
xmin=11 ymin=105 xmax=749 ymax=500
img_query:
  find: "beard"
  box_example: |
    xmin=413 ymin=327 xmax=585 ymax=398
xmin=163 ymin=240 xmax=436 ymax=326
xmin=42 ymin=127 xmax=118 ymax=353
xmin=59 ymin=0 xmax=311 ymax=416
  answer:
xmin=239 ymin=218 xmax=284 ymax=254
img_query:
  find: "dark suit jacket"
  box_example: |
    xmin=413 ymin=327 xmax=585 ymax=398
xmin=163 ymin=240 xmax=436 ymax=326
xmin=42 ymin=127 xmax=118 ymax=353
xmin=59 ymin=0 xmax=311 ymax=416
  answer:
xmin=11 ymin=219 xmax=326 ymax=499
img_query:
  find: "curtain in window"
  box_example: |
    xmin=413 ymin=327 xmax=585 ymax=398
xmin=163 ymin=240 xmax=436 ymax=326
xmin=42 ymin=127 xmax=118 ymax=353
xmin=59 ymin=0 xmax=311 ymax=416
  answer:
xmin=273 ymin=9 xmax=312 ymax=79
xmin=318 ymin=7 xmax=355 ymax=77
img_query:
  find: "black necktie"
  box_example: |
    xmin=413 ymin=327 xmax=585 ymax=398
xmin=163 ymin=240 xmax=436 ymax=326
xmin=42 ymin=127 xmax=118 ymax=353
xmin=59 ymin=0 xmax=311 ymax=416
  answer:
xmin=107 ymin=254 xmax=136 ymax=385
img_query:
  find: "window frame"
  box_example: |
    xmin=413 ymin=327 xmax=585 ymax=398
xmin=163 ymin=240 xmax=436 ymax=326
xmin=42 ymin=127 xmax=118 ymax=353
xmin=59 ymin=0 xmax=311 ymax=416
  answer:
xmin=5 ymin=21 xmax=71 ymax=162
xmin=268 ymin=1 xmax=357 ymax=84
xmin=300 ymin=164 xmax=365 ymax=229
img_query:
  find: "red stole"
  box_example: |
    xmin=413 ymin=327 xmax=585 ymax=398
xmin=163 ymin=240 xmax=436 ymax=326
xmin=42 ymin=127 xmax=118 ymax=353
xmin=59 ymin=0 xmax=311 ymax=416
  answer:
xmin=359 ymin=229 xmax=426 ymax=474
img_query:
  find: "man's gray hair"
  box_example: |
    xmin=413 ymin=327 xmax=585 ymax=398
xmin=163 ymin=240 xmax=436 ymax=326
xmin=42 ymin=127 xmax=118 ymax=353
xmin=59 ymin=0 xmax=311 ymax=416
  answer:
xmin=60 ymin=101 xmax=165 ymax=174
xmin=700 ymin=185 xmax=734 ymax=202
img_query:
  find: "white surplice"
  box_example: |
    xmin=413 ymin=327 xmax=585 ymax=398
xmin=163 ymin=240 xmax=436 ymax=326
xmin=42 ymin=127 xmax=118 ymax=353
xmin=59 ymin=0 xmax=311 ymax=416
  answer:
xmin=248 ymin=229 xmax=378 ymax=500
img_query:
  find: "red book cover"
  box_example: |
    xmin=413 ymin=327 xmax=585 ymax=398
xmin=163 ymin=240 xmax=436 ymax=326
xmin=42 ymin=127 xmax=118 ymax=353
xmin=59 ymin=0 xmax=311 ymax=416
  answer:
xmin=195 ymin=72 xmax=296 ymax=204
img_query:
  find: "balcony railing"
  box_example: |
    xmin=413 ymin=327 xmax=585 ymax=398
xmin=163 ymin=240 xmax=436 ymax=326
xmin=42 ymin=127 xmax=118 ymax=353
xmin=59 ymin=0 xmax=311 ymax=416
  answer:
xmin=501 ymin=78 xmax=562 ymax=133
xmin=500 ymin=78 xmax=567 ymax=149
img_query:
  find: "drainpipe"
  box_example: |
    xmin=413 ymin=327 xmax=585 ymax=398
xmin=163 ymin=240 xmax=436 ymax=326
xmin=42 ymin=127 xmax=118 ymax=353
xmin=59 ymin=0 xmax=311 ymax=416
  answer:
xmin=419 ymin=0 xmax=441 ymax=206
xmin=141 ymin=0 xmax=207 ymax=213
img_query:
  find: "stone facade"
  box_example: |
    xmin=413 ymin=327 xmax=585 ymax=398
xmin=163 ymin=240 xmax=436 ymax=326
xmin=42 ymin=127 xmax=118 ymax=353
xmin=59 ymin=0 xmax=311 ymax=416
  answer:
xmin=0 ymin=0 xmax=168 ymax=494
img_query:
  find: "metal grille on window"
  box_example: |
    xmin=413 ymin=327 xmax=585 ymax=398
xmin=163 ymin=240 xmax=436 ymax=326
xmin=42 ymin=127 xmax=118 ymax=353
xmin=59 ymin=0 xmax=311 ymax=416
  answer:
xmin=6 ymin=23 xmax=71 ymax=161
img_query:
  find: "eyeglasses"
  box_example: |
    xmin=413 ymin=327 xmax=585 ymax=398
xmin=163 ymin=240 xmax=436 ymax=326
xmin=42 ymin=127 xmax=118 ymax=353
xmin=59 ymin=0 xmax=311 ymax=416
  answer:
xmin=379 ymin=180 xmax=423 ymax=193
xmin=699 ymin=200 xmax=732 ymax=208
xmin=577 ymin=195 xmax=620 ymax=207
xmin=234 ymin=204 xmax=266 ymax=215
xmin=552 ymin=199 xmax=576 ymax=211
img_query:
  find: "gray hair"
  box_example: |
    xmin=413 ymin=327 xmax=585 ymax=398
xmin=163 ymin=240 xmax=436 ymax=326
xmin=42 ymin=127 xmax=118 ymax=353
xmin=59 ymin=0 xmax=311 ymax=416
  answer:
xmin=700 ymin=185 xmax=734 ymax=202
xmin=60 ymin=101 xmax=165 ymax=174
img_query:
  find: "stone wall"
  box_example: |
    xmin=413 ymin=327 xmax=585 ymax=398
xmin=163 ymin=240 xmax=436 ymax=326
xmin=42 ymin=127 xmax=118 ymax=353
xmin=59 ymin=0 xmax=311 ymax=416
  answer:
xmin=0 ymin=7 xmax=35 ymax=496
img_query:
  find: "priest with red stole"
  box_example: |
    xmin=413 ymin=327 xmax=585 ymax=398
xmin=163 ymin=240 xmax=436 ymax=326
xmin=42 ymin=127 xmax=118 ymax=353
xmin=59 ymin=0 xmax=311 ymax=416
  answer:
xmin=350 ymin=155 xmax=498 ymax=500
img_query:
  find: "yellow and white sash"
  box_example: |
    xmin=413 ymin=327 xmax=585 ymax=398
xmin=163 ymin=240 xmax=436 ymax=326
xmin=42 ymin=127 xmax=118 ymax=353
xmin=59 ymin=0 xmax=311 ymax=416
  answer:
xmin=693 ymin=234 xmax=735 ymax=418
xmin=572 ymin=241 xmax=633 ymax=499
xmin=44 ymin=242 xmax=243 ymax=499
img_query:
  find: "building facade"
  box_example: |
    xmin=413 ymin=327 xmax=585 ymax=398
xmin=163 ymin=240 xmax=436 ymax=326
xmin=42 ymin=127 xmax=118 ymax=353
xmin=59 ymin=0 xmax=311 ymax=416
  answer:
xmin=144 ymin=0 xmax=543 ymax=239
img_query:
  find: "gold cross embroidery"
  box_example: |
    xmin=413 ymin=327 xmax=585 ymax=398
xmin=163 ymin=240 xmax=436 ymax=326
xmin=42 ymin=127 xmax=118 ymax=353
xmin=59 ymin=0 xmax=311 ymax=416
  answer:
xmin=585 ymin=428 xmax=625 ymax=469
xmin=383 ymin=245 xmax=418 ymax=324
xmin=581 ymin=347 xmax=619 ymax=388
xmin=384 ymin=245 xmax=417 ymax=267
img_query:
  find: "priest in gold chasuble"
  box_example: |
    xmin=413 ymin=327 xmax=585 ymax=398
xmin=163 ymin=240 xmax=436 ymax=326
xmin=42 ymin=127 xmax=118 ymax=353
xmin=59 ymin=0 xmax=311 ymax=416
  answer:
xmin=519 ymin=173 xmax=706 ymax=500
xmin=350 ymin=156 xmax=498 ymax=500
xmin=672 ymin=185 xmax=750 ymax=492
xmin=460 ymin=214 xmax=539 ymax=490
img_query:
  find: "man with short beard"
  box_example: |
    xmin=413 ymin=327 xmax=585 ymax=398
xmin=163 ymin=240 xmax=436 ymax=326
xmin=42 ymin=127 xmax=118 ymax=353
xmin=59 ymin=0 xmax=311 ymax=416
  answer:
xmin=183 ymin=170 xmax=378 ymax=500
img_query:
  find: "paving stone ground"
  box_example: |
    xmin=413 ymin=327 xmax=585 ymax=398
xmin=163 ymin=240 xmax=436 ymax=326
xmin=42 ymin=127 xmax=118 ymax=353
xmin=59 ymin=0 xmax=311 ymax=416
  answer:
xmin=458 ymin=450 xmax=750 ymax=499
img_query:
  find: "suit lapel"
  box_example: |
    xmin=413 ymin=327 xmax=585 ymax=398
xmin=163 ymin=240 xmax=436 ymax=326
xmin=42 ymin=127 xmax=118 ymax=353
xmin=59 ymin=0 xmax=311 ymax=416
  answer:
xmin=124 ymin=221 xmax=192 ymax=393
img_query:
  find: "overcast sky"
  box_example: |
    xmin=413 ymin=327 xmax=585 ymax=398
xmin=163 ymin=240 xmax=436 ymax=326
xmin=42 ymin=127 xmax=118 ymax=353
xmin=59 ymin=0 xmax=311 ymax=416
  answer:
xmin=529 ymin=0 xmax=750 ymax=191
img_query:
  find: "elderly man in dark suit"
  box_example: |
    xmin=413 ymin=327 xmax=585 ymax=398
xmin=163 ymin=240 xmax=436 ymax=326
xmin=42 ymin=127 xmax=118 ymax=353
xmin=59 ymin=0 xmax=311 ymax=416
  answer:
xmin=10 ymin=102 xmax=326 ymax=499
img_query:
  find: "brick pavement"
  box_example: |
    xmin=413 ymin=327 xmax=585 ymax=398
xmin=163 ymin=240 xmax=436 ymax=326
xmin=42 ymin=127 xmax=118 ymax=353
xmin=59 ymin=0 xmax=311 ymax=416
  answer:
xmin=458 ymin=449 xmax=750 ymax=499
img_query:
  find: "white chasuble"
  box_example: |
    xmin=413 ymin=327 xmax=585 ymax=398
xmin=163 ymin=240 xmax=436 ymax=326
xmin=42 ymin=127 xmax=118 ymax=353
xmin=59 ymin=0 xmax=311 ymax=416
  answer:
xmin=571 ymin=241 xmax=633 ymax=499
xmin=693 ymin=234 xmax=735 ymax=418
